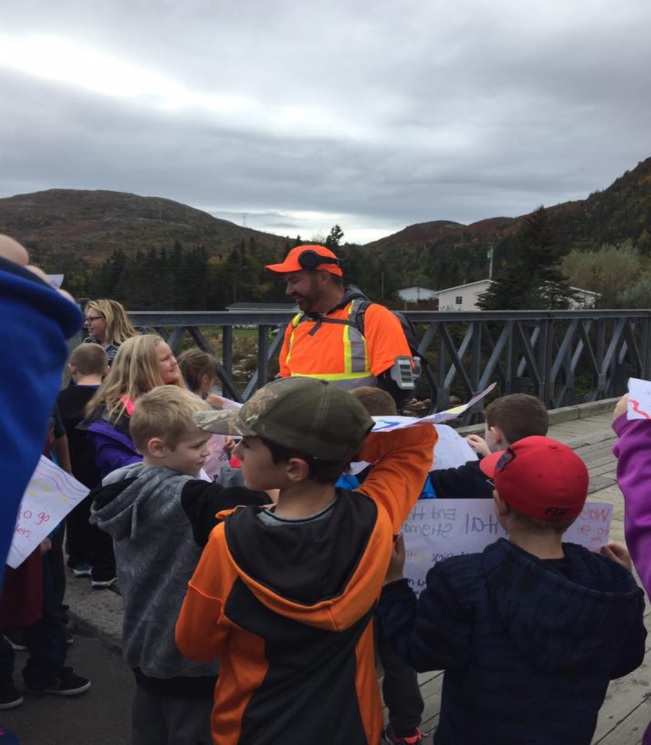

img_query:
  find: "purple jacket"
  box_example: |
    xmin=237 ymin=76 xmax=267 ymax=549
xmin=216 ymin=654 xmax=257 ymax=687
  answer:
xmin=79 ymin=413 xmax=141 ymax=479
xmin=612 ymin=413 xmax=651 ymax=745
xmin=613 ymin=414 xmax=651 ymax=595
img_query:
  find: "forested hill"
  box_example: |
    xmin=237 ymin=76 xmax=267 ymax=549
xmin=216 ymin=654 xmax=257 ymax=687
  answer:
xmin=0 ymin=189 xmax=286 ymax=262
xmin=0 ymin=156 xmax=648 ymax=307
xmin=360 ymin=157 xmax=651 ymax=291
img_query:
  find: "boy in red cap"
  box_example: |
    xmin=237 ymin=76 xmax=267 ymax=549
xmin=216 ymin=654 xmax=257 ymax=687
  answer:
xmin=378 ymin=435 xmax=647 ymax=745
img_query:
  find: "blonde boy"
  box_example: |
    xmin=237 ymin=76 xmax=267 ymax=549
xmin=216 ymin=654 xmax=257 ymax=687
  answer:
xmin=90 ymin=386 xmax=270 ymax=745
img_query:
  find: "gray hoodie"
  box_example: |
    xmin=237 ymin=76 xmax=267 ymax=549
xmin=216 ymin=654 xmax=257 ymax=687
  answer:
xmin=91 ymin=463 xmax=218 ymax=680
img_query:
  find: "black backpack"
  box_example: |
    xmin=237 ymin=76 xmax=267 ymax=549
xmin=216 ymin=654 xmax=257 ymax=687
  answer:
xmin=351 ymin=298 xmax=424 ymax=375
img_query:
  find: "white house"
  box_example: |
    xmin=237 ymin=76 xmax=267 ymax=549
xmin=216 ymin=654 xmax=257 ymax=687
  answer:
xmin=397 ymin=285 xmax=438 ymax=303
xmin=434 ymin=279 xmax=599 ymax=311
xmin=435 ymin=279 xmax=493 ymax=311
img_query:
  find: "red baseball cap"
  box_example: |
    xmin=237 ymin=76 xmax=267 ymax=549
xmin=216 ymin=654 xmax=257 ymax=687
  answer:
xmin=479 ymin=435 xmax=589 ymax=521
xmin=265 ymin=245 xmax=344 ymax=277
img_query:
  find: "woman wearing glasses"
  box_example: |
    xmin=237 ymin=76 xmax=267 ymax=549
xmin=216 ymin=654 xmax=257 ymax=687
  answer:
xmin=83 ymin=298 xmax=137 ymax=364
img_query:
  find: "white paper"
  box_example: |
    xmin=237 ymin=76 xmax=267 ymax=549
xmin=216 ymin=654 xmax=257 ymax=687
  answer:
xmin=371 ymin=383 xmax=496 ymax=432
xmin=627 ymin=377 xmax=651 ymax=420
xmin=402 ymin=499 xmax=613 ymax=595
xmin=431 ymin=424 xmax=478 ymax=469
xmin=7 ymin=456 xmax=89 ymax=569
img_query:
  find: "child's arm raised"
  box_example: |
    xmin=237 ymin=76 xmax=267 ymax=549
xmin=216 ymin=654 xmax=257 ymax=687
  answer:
xmin=181 ymin=480 xmax=272 ymax=547
xmin=356 ymin=424 xmax=437 ymax=532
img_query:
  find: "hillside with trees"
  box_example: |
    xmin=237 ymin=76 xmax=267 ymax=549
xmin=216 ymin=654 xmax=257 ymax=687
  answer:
xmin=0 ymin=157 xmax=649 ymax=309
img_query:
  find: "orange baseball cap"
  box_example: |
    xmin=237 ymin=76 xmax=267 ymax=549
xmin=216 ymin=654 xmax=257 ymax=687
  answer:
xmin=265 ymin=245 xmax=344 ymax=277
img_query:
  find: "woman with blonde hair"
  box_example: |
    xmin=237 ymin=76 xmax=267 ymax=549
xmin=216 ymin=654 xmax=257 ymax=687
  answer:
xmin=83 ymin=298 xmax=138 ymax=364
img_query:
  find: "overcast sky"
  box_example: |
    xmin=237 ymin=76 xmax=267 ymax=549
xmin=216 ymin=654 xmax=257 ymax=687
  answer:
xmin=1 ymin=0 xmax=649 ymax=244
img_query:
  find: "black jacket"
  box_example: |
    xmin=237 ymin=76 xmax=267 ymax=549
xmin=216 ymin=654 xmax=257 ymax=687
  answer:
xmin=428 ymin=459 xmax=491 ymax=499
xmin=378 ymin=538 xmax=646 ymax=745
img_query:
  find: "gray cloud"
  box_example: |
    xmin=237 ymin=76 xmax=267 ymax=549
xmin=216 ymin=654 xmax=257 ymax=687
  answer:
xmin=1 ymin=0 xmax=649 ymax=243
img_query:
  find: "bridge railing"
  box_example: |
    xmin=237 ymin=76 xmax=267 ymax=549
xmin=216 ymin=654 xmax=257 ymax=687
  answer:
xmin=128 ymin=309 xmax=651 ymax=424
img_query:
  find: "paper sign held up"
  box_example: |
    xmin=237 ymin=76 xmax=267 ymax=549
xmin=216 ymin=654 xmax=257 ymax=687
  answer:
xmin=628 ymin=377 xmax=651 ymax=420
xmin=7 ymin=456 xmax=89 ymax=569
xmin=402 ymin=499 xmax=613 ymax=595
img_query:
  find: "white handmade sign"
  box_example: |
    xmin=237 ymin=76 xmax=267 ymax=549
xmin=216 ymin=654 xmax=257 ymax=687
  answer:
xmin=7 ymin=456 xmax=89 ymax=569
xmin=628 ymin=377 xmax=651 ymax=420
xmin=403 ymin=499 xmax=613 ymax=595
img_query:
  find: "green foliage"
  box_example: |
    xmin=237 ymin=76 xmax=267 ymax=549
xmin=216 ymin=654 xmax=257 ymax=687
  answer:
xmin=478 ymin=207 xmax=578 ymax=310
xmin=562 ymin=242 xmax=649 ymax=308
xmin=325 ymin=225 xmax=344 ymax=248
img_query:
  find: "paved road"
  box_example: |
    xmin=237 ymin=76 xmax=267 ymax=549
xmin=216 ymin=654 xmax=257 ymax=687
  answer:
xmin=1 ymin=621 xmax=133 ymax=745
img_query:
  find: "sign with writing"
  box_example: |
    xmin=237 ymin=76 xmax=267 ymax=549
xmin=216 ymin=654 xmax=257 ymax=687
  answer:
xmin=628 ymin=377 xmax=651 ymax=419
xmin=403 ymin=499 xmax=613 ymax=595
xmin=7 ymin=456 xmax=89 ymax=569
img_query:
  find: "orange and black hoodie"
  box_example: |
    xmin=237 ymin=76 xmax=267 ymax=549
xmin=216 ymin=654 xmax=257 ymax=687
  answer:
xmin=176 ymin=424 xmax=437 ymax=745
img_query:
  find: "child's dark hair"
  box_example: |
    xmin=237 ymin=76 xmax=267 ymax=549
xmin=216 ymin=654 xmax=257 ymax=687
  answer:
xmin=484 ymin=394 xmax=549 ymax=444
xmin=261 ymin=438 xmax=351 ymax=484
xmin=178 ymin=348 xmax=220 ymax=396
xmin=509 ymin=508 xmax=575 ymax=535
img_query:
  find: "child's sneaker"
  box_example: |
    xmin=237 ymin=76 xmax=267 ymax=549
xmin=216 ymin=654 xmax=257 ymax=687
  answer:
xmin=382 ymin=726 xmax=425 ymax=745
xmin=90 ymin=576 xmax=118 ymax=590
xmin=2 ymin=632 xmax=27 ymax=652
xmin=67 ymin=561 xmax=92 ymax=578
xmin=0 ymin=683 xmax=23 ymax=710
xmin=26 ymin=667 xmax=91 ymax=697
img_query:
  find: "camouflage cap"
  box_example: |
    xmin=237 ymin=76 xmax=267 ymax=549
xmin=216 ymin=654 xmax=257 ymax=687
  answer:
xmin=193 ymin=377 xmax=374 ymax=461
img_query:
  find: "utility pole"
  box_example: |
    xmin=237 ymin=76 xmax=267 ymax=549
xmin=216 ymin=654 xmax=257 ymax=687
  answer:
xmin=487 ymin=245 xmax=494 ymax=279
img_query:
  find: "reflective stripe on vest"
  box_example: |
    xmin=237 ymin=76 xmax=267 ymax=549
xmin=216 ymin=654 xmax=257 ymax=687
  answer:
xmin=286 ymin=299 xmax=371 ymax=381
xmin=287 ymin=372 xmax=377 ymax=390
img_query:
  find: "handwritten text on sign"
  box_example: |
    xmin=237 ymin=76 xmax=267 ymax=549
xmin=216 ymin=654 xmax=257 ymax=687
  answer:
xmin=403 ymin=499 xmax=613 ymax=595
xmin=7 ymin=456 xmax=89 ymax=569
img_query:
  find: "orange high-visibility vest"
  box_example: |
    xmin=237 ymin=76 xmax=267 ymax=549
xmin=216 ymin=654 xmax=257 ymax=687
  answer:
xmin=283 ymin=299 xmax=376 ymax=389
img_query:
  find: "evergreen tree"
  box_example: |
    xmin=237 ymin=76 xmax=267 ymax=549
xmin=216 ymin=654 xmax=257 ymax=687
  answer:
xmin=326 ymin=225 xmax=344 ymax=248
xmin=478 ymin=207 xmax=577 ymax=310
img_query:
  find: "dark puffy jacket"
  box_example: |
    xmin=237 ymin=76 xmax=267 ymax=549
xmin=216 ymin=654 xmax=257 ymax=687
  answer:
xmin=378 ymin=538 xmax=646 ymax=745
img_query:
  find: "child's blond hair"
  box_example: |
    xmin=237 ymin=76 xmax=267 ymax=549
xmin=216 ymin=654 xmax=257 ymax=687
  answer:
xmin=85 ymin=335 xmax=184 ymax=423
xmin=349 ymin=386 xmax=397 ymax=417
xmin=69 ymin=343 xmax=108 ymax=377
xmin=130 ymin=386 xmax=211 ymax=453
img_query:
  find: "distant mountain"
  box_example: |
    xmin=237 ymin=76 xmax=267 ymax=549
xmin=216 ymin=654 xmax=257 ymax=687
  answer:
xmin=0 ymin=189 xmax=286 ymax=262
xmin=363 ymin=157 xmax=651 ymax=273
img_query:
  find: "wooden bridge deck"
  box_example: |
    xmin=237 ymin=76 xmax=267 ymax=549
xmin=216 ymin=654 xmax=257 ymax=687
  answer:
xmin=402 ymin=410 xmax=651 ymax=745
